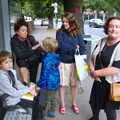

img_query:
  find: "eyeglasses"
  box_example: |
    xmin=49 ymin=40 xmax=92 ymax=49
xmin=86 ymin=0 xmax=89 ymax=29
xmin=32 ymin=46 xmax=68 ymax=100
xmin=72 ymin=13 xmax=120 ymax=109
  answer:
xmin=108 ymin=25 xmax=120 ymax=29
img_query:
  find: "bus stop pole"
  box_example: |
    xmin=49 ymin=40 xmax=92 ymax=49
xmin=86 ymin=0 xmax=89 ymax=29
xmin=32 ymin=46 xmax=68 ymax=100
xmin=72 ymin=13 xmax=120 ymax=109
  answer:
xmin=0 ymin=0 xmax=11 ymax=51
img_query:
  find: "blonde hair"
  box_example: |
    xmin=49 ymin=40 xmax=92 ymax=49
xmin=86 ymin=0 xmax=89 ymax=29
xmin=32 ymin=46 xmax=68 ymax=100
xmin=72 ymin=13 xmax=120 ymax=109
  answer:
xmin=42 ymin=37 xmax=58 ymax=53
xmin=0 ymin=51 xmax=12 ymax=65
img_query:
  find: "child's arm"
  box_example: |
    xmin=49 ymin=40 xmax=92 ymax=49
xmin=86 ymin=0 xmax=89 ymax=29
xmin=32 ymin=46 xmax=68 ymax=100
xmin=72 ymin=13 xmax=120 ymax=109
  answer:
xmin=11 ymin=69 xmax=37 ymax=96
xmin=0 ymin=73 xmax=29 ymax=98
xmin=32 ymin=43 xmax=41 ymax=50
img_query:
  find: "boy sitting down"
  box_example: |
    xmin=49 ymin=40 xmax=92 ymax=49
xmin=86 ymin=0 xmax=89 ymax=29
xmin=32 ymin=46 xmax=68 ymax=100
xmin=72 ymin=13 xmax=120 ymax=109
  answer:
xmin=0 ymin=50 xmax=36 ymax=120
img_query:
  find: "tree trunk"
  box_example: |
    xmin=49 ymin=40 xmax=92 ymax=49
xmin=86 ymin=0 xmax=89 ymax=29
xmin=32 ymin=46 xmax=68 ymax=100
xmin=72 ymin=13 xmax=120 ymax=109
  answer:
xmin=48 ymin=17 xmax=53 ymax=29
xmin=63 ymin=0 xmax=84 ymax=33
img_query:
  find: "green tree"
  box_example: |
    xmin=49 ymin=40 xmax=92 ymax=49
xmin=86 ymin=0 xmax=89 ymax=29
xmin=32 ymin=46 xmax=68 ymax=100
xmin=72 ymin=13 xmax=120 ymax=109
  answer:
xmin=9 ymin=0 xmax=64 ymax=28
xmin=84 ymin=0 xmax=120 ymax=16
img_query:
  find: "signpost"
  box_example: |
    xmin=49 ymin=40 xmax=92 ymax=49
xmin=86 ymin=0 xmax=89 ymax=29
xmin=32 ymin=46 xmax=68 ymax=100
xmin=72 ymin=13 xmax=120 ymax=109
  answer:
xmin=0 ymin=0 xmax=11 ymax=51
xmin=51 ymin=2 xmax=58 ymax=28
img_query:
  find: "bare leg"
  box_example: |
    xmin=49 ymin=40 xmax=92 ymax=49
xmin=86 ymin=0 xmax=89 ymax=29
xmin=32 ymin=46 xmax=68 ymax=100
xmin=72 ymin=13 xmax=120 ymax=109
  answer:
xmin=19 ymin=67 xmax=29 ymax=83
xmin=59 ymin=86 xmax=65 ymax=107
xmin=71 ymin=85 xmax=80 ymax=114
xmin=59 ymin=86 xmax=67 ymax=114
xmin=71 ymin=85 xmax=78 ymax=105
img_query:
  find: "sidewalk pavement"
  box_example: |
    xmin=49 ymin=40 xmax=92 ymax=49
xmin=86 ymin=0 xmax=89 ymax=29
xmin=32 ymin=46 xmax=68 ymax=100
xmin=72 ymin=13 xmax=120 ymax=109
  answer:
xmin=50 ymin=75 xmax=93 ymax=120
xmin=10 ymin=26 xmax=120 ymax=120
xmin=5 ymin=75 xmax=120 ymax=120
xmin=31 ymin=27 xmax=92 ymax=120
xmin=31 ymin=27 xmax=120 ymax=120
xmin=50 ymin=75 xmax=120 ymax=120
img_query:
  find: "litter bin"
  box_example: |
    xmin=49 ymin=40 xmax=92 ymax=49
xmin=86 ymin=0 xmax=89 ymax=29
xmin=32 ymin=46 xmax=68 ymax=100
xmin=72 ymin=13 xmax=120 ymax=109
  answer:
xmin=82 ymin=34 xmax=92 ymax=62
xmin=84 ymin=40 xmax=91 ymax=62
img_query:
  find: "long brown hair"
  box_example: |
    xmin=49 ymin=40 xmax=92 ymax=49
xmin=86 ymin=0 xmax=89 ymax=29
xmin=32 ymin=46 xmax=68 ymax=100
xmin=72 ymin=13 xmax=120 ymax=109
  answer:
xmin=59 ymin=12 xmax=81 ymax=37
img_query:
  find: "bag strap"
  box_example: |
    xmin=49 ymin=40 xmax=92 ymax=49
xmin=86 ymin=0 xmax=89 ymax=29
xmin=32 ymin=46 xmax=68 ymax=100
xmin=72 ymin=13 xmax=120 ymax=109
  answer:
xmin=108 ymin=41 xmax=120 ymax=66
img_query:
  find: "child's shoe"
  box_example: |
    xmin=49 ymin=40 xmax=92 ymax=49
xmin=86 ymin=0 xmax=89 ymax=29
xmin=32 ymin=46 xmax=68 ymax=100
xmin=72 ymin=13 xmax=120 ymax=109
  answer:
xmin=41 ymin=115 xmax=48 ymax=120
xmin=59 ymin=106 xmax=67 ymax=114
xmin=48 ymin=111 xmax=56 ymax=117
xmin=71 ymin=105 xmax=80 ymax=114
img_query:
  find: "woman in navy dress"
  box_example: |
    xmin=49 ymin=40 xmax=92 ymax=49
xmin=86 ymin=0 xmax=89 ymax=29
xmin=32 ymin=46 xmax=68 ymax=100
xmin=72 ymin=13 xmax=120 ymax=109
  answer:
xmin=56 ymin=12 xmax=86 ymax=114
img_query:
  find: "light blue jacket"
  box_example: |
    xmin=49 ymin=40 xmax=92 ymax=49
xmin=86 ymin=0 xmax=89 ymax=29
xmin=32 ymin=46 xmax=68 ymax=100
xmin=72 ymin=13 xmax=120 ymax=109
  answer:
xmin=0 ymin=69 xmax=29 ymax=107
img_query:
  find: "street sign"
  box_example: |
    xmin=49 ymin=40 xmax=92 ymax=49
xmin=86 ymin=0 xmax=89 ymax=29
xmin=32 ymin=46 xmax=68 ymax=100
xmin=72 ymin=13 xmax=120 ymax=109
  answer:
xmin=51 ymin=2 xmax=58 ymax=14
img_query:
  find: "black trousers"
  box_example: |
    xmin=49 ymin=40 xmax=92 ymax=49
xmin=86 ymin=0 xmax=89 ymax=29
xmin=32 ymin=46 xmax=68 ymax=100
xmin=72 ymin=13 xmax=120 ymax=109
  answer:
xmin=90 ymin=102 xmax=116 ymax=120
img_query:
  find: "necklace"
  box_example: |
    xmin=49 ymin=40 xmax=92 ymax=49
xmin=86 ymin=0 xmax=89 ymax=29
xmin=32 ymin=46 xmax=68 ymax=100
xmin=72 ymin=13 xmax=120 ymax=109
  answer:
xmin=107 ymin=38 xmax=120 ymax=46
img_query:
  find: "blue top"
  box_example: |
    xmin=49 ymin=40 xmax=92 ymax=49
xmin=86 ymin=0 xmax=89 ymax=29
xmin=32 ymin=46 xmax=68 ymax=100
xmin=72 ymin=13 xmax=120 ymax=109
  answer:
xmin=37 ymin=53 xmax=61 ymax=90
xmin=56 ymin=31 xmax=86 ymax=63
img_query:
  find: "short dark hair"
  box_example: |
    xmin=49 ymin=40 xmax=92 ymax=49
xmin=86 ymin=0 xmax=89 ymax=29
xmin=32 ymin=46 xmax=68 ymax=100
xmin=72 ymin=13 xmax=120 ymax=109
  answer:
xmin=0 ymin=51 xmax=12 ymax=65
xmin=14 ymin=18 xmax=29 ymax=32
xmin=104 ymin=17 xmax=120 ymax=34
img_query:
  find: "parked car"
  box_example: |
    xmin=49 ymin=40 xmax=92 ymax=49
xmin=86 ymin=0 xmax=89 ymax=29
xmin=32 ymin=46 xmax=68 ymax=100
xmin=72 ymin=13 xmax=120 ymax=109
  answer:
xmin=41 ymin=19 xmax=49 ymax=26
xmin=89 ymin=18 xmax=104 ymax=28
xmin=34 ymin=19 xmax=42 ymax=26
xmin=24 ymin=16 xmax=32 ymax=22
xmin=53 ymin=18 xmax=62 ymax=28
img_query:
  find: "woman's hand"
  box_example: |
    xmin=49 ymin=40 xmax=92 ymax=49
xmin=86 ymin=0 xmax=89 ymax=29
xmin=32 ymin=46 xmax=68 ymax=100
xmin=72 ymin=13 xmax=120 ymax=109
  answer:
xmin=89 ymin=58 xmax=101 ymax=81
xmin=76 ymin=44 xmax=80 ymax=49
xmin=90 ymin=70 xmax=101 ymax=81
xmin=89 ymin=59 xmax=95 ymax=76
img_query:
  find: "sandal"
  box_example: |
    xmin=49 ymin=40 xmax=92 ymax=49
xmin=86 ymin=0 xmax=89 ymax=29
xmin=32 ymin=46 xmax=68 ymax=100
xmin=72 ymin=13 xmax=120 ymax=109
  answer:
xmin=71 ymin=105 xmax=80 ymax=114
xmin=59 ymin=106 xmax=67 ymax=114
